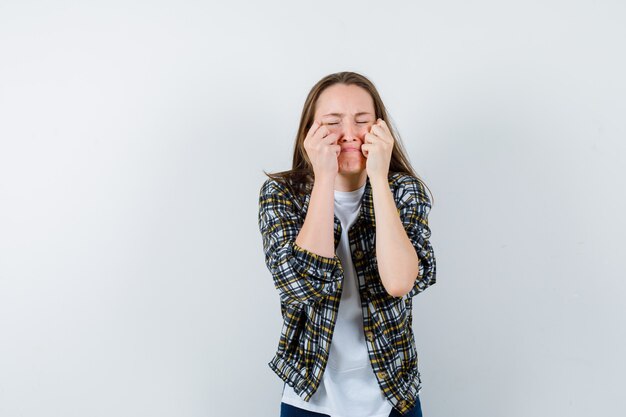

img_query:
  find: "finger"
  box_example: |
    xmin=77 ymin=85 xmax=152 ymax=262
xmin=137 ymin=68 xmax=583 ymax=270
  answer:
xmin=306 ymin=120 xmax=324 ymax=141
xmin=316 ymin=125 xmax=333 ymax=141
xmin=370 ymin=124 xmax=382 ymax=137
xmin=380 ymin=120 xmax=392 ymax=137
xmin=377 ymin=119 xmax=393 ymax=139
xmin=370 ymin=124 xmax=390 ymax=143
xmin=364 ymin=132 xmax=378 ymax=144
xmin=321 ymin=132 xmax=339 ymax=145
xmin=361 ymin=143 xmax=370 ymax=157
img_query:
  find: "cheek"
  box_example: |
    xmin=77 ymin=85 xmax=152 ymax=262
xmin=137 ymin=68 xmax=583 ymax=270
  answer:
xmin=326 ymin=125 xmax=341 ymax=135
xmin=359 ymin=126 xmax=372 ymax=138
xmin=354 ymin=125 xmax=367 ymax=135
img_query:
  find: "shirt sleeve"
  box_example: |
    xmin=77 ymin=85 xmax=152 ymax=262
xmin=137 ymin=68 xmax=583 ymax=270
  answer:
xmin=258 ymin=179 xmax=344 ymax=307
xmin=397 ymin=176 xmax=437 ymax=298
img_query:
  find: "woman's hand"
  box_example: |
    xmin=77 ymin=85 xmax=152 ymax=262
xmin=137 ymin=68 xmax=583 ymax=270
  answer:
xmin=361 ymin=118 xmax=394 ymax=180
xmin=303 ymin=120 xmax=341 ymax=180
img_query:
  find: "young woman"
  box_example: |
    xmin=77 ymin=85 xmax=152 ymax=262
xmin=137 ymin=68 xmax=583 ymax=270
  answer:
xmin=258 ymin=71 xmax=437 ymax=417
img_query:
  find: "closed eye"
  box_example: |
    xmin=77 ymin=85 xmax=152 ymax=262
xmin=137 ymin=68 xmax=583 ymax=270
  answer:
xmin=326 ymin=121 xmax=369 ymax=125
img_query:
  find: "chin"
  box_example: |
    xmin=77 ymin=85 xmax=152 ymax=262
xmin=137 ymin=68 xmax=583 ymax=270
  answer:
xmin=338 ymin=164 xmax=366 ymax=174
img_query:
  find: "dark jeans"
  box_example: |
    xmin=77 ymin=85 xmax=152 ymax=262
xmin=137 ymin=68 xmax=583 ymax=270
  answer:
xmin=280 ymin=396 xmax=423 ymax=417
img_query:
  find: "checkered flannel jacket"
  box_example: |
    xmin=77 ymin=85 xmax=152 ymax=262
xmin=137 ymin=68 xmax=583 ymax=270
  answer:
xmin=257 ymin=171 xmax=436 ymax=415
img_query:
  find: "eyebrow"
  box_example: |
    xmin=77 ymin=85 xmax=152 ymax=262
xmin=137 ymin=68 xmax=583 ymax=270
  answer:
xmin=322 ymin=112 xmax=373 ymax=117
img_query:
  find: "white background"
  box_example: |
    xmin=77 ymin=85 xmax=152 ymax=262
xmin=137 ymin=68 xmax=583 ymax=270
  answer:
xmin=1 ymin=1 xmax=625 ymax=416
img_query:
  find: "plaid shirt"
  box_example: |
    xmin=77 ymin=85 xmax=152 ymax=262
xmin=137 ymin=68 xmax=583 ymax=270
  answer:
xmin=257 ymin=172 xmax=436 ymax=415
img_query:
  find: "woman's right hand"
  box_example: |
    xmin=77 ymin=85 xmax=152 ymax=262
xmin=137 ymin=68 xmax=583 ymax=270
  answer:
xmin=303 ymin=120 xmax=341 ymax=179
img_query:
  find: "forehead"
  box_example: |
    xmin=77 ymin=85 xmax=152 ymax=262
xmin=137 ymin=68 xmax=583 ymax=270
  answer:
xmin=315 ymin=84 xmax=375 ymax=116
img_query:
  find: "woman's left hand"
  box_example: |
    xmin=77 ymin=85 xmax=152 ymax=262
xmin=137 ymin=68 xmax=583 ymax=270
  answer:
xmin=361 ymin=118 xmax=394 ymax=180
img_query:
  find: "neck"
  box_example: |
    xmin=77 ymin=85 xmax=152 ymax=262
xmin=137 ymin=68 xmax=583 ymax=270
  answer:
xmin=334 ymin=170 xmax=368 ymax=192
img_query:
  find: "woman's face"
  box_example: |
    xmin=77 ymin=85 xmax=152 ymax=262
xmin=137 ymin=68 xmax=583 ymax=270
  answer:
xmin=313 ymin=83 xmax=376 ymax=175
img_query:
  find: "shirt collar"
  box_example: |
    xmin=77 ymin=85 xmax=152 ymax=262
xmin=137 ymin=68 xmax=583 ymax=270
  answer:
xmin=302 ymin=175 xmax=378 ymax=231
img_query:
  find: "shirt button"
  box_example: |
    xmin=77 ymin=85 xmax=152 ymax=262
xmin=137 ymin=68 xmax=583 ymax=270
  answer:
xmin=354 ymin=250 xmax=364 ymax=259
xmin=365 ymin=331 xmax=374 ymax=342
xmin=376 ymin=370 xmax=388 ymax=379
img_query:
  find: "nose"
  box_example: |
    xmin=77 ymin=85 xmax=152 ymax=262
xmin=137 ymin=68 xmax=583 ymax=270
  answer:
xmin=339 ymin=123 xmax=360 ymax=142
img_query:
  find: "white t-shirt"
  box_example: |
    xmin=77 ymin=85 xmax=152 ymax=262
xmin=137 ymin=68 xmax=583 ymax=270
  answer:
xmin=281 ymin=182 xmax=392 ymax=417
